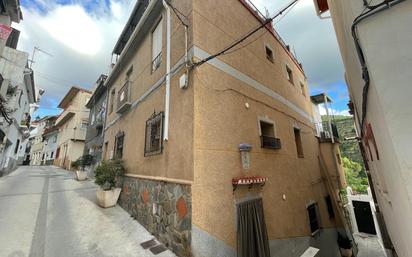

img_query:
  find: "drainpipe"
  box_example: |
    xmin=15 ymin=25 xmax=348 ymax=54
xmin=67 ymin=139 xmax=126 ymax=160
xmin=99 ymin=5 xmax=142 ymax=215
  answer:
xmin=184 ymin=22 xmax=189 ymax=87
xmin=162 ymin=0 xmax=171 ymax=141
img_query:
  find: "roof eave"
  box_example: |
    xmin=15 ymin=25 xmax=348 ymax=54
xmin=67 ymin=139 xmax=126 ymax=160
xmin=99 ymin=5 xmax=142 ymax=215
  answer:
xmin=106 ymin=0 xmax=162 ymax=89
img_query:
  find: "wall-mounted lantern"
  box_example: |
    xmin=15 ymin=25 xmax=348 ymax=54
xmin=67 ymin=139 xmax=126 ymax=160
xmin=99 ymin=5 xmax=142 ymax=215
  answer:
xmin=239 ymin=143 xmax=252 ymax=171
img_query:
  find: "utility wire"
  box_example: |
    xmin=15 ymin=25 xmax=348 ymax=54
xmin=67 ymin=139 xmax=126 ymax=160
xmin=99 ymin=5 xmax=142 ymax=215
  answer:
xmin=191 ymin=0 xmax=299 ymax=68
xmin=224 ymin=0 xmax=299 ymax=56
xmin=165 ymin=0 xmax=189 ymax=27
xmin=351 ymin=0 xmax=405 ymax=135
xmin=35 ymin=71 xmax=76 ymax=86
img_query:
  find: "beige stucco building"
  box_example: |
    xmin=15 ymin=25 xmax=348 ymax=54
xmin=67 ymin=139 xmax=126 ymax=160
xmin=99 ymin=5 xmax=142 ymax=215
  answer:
xmin=315 ymin=1 xmax=412 ymax=256
xmin=103 ymin=0 xmax=349 ymax=256
xmin=54 ymin=87 xmax=91 ymax=170
xmin=29 ymin=115 xmax=56 ymax=165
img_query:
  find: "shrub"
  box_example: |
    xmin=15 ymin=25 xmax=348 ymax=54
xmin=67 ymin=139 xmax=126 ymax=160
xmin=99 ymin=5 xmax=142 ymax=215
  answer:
xmin=73 ymin=154 xmax=95 ymax=171
xmin=94 ymin=159 xmax=126 ymax=190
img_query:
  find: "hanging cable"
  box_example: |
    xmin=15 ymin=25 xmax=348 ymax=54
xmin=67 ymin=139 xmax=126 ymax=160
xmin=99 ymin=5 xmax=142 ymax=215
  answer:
xmin=224 ymin=0 xmax=299 ymax=56
xmin=164 ymin=0 xmax=189 ymax=27
xmin=191 ymin=0 xmax=300 ymax=69
xmin=351 ymin=0 xmax=406 ymax=136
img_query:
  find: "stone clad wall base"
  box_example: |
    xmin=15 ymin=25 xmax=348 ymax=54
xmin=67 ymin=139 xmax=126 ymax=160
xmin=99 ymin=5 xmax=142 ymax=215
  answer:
xmin=119 ymin=176 xmax=192 ymax=257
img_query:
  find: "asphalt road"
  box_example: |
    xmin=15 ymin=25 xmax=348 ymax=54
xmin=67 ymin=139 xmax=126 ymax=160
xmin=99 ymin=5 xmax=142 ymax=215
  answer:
xmin=0 ymin=166 xmax=175 ymax=257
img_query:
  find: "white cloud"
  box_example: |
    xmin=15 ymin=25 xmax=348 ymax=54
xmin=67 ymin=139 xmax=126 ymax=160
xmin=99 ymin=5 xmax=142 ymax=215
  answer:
xmin=38 ymin=5 xmax=102 ymax=55
xmin=319 ymin=104 xmax=350 ymax=116
xmin=13 ymin=1 xmax=135 ymax=115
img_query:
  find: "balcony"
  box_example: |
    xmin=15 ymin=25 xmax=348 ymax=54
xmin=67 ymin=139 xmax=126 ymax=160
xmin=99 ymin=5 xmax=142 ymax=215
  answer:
xmin=116 ymin=81 xmax=131 ymax=114
xmin=315 ymin=121 xmax=340 ymax=143
xmin=55 ymin=107 xmax=75 ymax=127
xmin=260 ymin=136 xmax=282 ymax=149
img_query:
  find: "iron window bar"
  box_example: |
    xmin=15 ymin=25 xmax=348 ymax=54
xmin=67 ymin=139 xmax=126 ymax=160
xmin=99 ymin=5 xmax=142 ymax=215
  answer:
xmin=260 ymin=135 xmax=281 ymax=149
xmin=152 ymin=52 xmax=162 ymax=72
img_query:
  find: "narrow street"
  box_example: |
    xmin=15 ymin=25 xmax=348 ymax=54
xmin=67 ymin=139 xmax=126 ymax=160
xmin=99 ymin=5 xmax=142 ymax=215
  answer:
xmin=0 ymin=166 xmax=176 ymax=257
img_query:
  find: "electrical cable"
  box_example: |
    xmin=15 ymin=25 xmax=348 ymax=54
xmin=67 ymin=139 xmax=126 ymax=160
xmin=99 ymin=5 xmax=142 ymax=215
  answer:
xmin=165 ymin=0 xmax=189 ymax=27
xmin=351 ymin=0 xmax=406 ymax=135
xmin=191 ymin=0 xmax=300 ymax=69
xmin=224 ymin=0 xmax=299 ymax=56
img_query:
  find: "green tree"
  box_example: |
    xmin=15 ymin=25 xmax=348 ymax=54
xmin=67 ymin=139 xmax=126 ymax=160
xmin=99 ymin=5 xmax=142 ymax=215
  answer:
xmin=342 ymin=157 xmax=369 ymax=194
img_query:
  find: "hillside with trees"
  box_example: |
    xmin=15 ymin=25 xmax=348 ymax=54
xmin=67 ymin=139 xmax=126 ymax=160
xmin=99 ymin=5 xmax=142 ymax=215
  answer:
xmin=323 ymin=115 xmax=369 ymax=194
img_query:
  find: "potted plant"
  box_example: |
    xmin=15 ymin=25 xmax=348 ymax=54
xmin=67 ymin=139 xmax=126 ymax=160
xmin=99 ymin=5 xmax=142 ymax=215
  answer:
xmin=94 ymin=159 xmax=125 ymax=208
xmin=337 ymin=233 xmax=353 ymax=257
xmin=73 ymin=154 xmax=94 ymax=181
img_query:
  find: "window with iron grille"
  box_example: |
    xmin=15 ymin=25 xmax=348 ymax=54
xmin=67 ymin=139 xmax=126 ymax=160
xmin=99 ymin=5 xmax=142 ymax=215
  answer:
xmin=114 ymin=131 xmax=125 ymax=159
xmin=259 ymin=118 xmax=281 ymax=149
xmin=144 ymin=112 xmax=163 ymax=156
xmin=307 ymin=203 xmax=320 ymax=235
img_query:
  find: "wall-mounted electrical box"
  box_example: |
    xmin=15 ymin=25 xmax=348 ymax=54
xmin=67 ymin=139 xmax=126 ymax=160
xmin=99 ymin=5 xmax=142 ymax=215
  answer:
xmin=179 ymin=74 xmax=188 ymax=89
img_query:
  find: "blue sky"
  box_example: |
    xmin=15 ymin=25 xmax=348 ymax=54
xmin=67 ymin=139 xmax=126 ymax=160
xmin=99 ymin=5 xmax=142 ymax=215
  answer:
xmin=17 ymin=0 xmax=349 ymax=118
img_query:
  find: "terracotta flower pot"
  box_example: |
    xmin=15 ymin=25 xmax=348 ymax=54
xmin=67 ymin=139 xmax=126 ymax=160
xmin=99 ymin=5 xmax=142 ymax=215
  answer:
xmin=96 ymin=187 xmax=121 ymax=208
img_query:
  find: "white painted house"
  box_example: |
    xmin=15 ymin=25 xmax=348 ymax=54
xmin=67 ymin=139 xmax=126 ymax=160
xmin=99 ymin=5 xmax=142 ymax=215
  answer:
xmin=0 ymin=46 xmax=38 ymax=174
xmin=315 ymin=1 xmax=412 ymax=256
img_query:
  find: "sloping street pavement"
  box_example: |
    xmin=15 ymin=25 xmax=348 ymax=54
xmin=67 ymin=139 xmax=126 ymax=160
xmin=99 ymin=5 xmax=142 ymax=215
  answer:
xmin=0 ymin=166 xmax=176 ymax=257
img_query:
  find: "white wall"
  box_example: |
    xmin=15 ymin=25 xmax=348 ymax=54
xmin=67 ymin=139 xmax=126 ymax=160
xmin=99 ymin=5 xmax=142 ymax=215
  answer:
xmin=0 ymin=47 xmax=32 ymax=172
xmin=326 ymin=1 xmax=412 ymax=256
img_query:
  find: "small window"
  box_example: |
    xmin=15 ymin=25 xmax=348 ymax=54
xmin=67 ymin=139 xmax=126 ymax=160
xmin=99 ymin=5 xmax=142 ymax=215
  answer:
xmin=307 ymin=203 xmax=320 ymax=235
xmin=50 ymin=151 xmax=54 ymax=158
xmin=109 ymin=89 xmax=115 ymax=114
xmin=259 ymin=119 xmax=281 ymax=149
xmin=145 ymin=112 xmax=164 ymax=156
xmin=265 ymin=46 xmax=274 ymax=62
xmin=114 ymin=132 xmax=124 ymax=159
xmin=152 ymin=19 xmax=163 ymax=72
xmin=325 ymin=195 xmax=335 ymax=219
xmin=294 ymin=127 xmax=303 ymax=158
xmin=81 ymin=120 xmax=88 ymax=129
xmin=260 ymin=121 xmax=274 ymax=137
xmin=286 ymin=65 xmax=294 ymax=84
xmin=300 ymin=82 xmax=306 ymax=96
